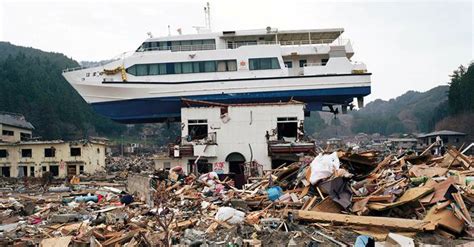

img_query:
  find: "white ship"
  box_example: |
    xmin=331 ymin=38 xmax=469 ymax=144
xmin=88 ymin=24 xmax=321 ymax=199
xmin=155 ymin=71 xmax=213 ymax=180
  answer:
xmin=62 ymin=6 xmax=371 ymax=123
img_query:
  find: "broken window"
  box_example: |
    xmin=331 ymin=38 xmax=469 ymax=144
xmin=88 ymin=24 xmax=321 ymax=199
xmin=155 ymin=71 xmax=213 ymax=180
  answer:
xmin=0 ymin=149 xmax=7 ymax=158
xmin=70 ymin=147 xmax=81 ymax=156
xmin=21 ymin=149 xmax=32 ymax=158
xmin=18 ymin=166 xmax=27 ymax=177
xmin=20 ymin=132 xmax=31 ymax=141
xmin=49 ymin=165 xmax=59 ymax=177
xmin=187 ymin=120 xmax=208 ymax=141
xmin=299 ymin=59 xmax=307 ymax=67
xmin=2 ymin=130 xmax=13 ymax=136
xmin=187 ymin=159 xmax=210 ymax=174
xmin=44 ymin=147 xmax=55 ymax=157
xmin=79 ymin=165 xmax=84 ymax=174
xmin=30 ymin=166 xmax=35 ymax=177
xmin=277 ymin=117 xmax=298 ymax=141
xmin=1 ymin=167 xmax=10 ymax=177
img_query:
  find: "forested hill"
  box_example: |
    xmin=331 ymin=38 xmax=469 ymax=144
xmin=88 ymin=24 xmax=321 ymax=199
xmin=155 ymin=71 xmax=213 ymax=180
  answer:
xmin=0 ymin=42 xmax=125 ymax=140
xmin=349 ymin=62 xmax=473 ymax=137
xmin=350 ymin=85 xmax=449 ymax=135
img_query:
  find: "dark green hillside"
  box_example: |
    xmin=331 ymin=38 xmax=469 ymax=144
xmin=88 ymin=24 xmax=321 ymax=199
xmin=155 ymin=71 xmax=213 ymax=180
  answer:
xmin=0 ymin=42 xmax=125 ymax=140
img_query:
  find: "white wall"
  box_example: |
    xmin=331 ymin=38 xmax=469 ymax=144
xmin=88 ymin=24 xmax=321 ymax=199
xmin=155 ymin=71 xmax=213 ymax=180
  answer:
xmin=181 ymin=103 xmax=305 ymax=172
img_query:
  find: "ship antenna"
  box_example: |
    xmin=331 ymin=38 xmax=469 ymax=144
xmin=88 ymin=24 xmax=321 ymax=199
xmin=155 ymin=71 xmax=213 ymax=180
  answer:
xmin=204 ymin=2 xmax=211 ymax=31
xmin=168 ymin=25 xmax=171 ymax=36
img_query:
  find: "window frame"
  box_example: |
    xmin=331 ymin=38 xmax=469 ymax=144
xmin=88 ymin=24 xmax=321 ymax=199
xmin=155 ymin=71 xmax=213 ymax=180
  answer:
xmin=0 ymin=149 xmax=8 ymax=158
xmin=2 ymin=130 xmax=14 ymax=136
xmin=299 ymin=59 xmax=307 ymax=68
xmin=21 ymin=149 xmax=32 ymax=158
xmin=70 ymin=147 xmax=81 ymax=157
xmin=44 ymin=148 xmax=56 ymax=158
xmin=249 ymin=57 xmax=281 ymax=70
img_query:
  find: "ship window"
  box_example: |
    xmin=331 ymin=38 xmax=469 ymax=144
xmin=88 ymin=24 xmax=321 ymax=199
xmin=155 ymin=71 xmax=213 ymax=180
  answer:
xmin=127 ymin=66 xmax=137 ymax=76
xmin=166 ymin=63 xmax=175 ymax=74
xmin=171 ymin=41 xmax=180 ymax=51
xmin=227 ymin=60 xmax=237 ymax=71
xmin=174 ymin=63 xmax=182 ymax=74
xmin=284 ymin=61 xmax=293 ymax=68
xmin=127 ymin=59 xmax=236 ymax=76
xmin=149 ymin=64 xmax=160 ymax=75
xmin=158 ymin=42 xmax=167 ymax=50
xmin=180 ymin=40 xmax=192 ymax=51
xmin=182 ymin=62 xmax=193 ymax=73
xmin=193 ymin=62 xmax=201 ymax=73
xmin=204 ymin=61 xmax=216 ymax=72
xmin=249 ymin=57 xmax=280 ymax=70
xmin=159 ymin=64 xmax=167 ymax=74
xmin=217 ymin=61 xmax=227 ymax=72
xmin=136 ymin=64 xmax=148 ymax=76
xmin=138 ymin=39 xmax=216 ymax=52
xmin=321 ymin=59 xmax=329 ymax=66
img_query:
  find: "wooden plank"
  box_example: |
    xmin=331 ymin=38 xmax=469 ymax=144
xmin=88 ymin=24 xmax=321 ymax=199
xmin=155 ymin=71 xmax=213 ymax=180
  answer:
xmin=292 ymin=210 xmax=435 ymax=231
xmin=452 ymin=192 xmax=471 ymax=223
xmin=352 ymin=195 xmax=393 ymax=202
xmin=424 ymin=207 xmax=464 ymax=234
xmin=368 ymin=187 xmax=433 ymax=211
xmin=39 ymin=236 xmax=72 ymax=247
xmin=101 ymin=230 xmax=137 ymax=247
xmin=311 ymin=197 xmax=343 ymax=213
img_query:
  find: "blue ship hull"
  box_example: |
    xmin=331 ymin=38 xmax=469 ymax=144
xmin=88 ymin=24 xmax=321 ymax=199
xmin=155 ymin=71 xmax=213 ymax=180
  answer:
xmin=91 ymin=86 xmax=371 ymax=123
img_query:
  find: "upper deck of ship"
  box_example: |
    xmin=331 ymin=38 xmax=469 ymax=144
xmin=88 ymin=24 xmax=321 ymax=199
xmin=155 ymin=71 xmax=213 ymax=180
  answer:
xmin=136 ymin=27 xmax=348 ymax=52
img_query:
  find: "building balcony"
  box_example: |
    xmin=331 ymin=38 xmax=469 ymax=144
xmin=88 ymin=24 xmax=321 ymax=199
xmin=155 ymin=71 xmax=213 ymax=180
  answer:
xmin=267 ymin=140 xmax=316 ymax=156
xmin=168 ymin=144 xmax=194 ymax=158
xmin=167 ymin=142 xmax=218 ymax=158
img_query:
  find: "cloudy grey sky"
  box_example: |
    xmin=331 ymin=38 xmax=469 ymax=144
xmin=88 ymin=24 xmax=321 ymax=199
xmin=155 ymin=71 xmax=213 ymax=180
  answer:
xmin=0 ymin=0 xmax=472 ymax=102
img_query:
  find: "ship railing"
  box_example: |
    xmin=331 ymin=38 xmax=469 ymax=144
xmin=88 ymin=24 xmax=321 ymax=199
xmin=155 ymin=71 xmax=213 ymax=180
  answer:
xmin=140 ymin=44 xmax=217 ymax=52
xmin=304 ymin=62 xmax=326 ymax=67
xmin=137 ymin=39 xmax=350 ymax=52
xmin=63 ymin=67 xmax=86 ymax=73
xmin=62 ymin=52 xmax=132 ymax=73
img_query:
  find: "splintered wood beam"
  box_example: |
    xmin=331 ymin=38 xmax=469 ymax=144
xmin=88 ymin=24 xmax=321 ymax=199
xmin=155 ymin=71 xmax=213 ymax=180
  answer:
xmin=292 ymin=210 xmax=435 ymax=231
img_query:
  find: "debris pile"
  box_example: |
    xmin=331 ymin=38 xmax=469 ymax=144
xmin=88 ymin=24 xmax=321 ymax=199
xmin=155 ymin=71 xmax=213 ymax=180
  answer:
xmin=0 ymin=147 xmax=473 ymax=246
xmin=106 ymin=155 xmax=155 ymax=174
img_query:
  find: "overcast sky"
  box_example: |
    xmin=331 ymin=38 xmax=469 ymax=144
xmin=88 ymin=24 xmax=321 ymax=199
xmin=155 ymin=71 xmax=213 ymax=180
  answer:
xmin=0 ymin=0 xmax=472 ymax=102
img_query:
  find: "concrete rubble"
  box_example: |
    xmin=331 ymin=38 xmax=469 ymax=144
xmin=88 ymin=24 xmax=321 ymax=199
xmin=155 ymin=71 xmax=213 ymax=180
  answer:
xmin=0 ymin=146 xmax=473 ymax=246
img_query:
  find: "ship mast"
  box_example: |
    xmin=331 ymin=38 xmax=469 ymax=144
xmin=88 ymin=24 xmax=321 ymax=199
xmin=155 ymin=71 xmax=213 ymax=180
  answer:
xmin=204 ymin=2 xmax=211 ymax=31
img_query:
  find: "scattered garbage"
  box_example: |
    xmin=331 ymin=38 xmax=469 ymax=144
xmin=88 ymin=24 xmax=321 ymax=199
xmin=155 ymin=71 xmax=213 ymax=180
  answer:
xmin=0 ymin=146 xmax=472 ymax=246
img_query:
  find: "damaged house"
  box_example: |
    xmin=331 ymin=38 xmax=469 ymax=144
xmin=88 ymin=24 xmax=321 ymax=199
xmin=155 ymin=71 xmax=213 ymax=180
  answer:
xmin=0 ymin=112 xmax=107 ymax=178
xmin=158 ymin=99 xmax=315 ymax=187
